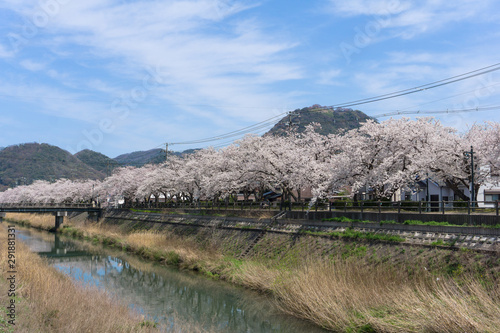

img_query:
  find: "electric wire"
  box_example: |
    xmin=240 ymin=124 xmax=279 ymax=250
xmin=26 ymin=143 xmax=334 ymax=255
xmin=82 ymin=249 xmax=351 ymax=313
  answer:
xmin=170 ymin=114 xmax=285 ymax=145
xmin=329 ymin=62 xmax=500 ymax=108
xmin=373 ymin=105 xmax=500 ymax=118
xmin=166 ymin=62 xmax=500 ymax=147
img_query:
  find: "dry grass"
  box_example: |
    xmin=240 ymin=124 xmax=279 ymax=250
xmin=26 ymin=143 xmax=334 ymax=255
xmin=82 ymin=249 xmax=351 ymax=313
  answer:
xmin=4 ymin=213 xmax=220 ymax=266
xmin=231 ymin=261 xmax=281 ymax=291
xmin=82 ymin=221 xmax=222 ymax=266
xmin=127 ymin=232 xmax=209 ymax=262
xmin=255 ymin=258 xmax=500 ymax=332
xmin=0 ymin=224 xmax=159 ymax=333
xmin=5 ymin=213 xmax=69 ymax=231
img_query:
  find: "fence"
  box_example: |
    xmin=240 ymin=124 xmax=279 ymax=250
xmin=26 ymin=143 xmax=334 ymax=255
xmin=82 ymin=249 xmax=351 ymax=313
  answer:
xmin=128 ymin=199 xmax=499 ymax=214
xmin=122 ymin=199 xmax=500 ymax=226
xmin=279 ymin=200 xmax=500 ymax=226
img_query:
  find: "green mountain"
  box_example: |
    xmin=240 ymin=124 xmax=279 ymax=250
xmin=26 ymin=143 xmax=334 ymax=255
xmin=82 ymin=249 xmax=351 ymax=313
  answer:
xmin=113 ymin=148 xmax=165 ymax=167
xmin=0 ymin=143 xmax=105 ymax=190
xmin=265 ymin=105 xmax=374 ymax=136
xmin=75 ymin=149 xmax=117 ymax=177
xmin=0 ymin=106 xmax=374 ymax=191
xmin=111 ymin=148 xmax=203 ymax=167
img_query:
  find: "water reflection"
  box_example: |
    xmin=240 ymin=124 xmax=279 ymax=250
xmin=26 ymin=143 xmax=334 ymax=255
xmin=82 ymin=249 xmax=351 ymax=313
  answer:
xmin=17 ymin=229 xmax=327 ymax=333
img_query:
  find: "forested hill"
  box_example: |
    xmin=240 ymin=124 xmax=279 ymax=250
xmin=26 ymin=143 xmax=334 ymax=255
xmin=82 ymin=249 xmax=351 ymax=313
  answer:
xmin=113 ymin=148 xmax=165 ymax=167
xmin=111 ymin=148 xmax=201 ymax=167
xmin=0 ymin=143 xmax=105 ymax=191
xmin=265 ymin=105 xmax=374 ymax=136
xmin=74 ymin=149 xmax=117 ymax=176
xmin=0 ymin=106 xmax=373 ymax=190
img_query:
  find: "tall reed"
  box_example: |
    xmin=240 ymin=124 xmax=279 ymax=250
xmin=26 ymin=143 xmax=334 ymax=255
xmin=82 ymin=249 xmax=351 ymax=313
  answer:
xmin=262 ymin=259 xmax=500 ymax=332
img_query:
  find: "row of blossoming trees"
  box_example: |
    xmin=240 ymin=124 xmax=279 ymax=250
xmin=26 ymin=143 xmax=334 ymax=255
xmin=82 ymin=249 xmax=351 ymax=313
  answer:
xmin=1 ymin=118 xmax=499 ymax=206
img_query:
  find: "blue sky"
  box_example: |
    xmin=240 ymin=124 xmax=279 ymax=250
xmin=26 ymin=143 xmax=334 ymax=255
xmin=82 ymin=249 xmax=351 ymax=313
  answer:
xmin=1 ymin=0 xmax=500 ymax=157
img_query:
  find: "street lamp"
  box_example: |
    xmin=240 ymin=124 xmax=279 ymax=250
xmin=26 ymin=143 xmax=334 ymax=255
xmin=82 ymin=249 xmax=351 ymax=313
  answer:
xmin=464 ymin=146 xmax=475 ymax=207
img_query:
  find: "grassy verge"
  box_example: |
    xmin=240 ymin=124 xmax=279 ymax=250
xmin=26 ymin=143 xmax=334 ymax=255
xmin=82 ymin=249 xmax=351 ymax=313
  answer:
xmin=6 ymin=213 xmax=500 ymax=333
xmin=299 ymin=228 xmax=405 ymax=243
xmin=323 ymin=216 xmax=500 ymax=228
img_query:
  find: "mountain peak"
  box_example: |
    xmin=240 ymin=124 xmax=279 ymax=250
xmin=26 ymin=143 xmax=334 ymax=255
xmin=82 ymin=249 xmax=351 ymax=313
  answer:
xmin=0 ymin=143 xmax=105 ymax=190
xmin=265 ymin=105 xmax=374 ymax=137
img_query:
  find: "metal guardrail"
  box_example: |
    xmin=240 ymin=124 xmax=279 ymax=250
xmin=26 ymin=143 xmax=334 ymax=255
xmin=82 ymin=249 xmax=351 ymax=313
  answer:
xmin=0 ymin=203 xmax=102 ymax=216
xmin=122 ymin=200 xmax=500 ymax=216
xmin=0 ymin=202 xmax=96 ymax=209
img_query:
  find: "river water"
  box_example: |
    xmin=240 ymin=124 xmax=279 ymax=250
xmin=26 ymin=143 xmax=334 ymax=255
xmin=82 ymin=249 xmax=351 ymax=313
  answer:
xmin=17 ymin=227 xmax=327 ymax=332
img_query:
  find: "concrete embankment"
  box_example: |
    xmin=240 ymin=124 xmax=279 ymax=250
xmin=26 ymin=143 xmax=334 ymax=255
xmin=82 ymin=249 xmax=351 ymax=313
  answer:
xmin=98 ymin=209 xmax=500 ymax=288
xmin=102 ymin=209 xmax=500 ymax=253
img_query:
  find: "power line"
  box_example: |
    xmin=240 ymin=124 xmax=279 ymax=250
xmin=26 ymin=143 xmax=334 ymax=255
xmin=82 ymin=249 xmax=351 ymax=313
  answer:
xmin=148 ymin=62 xmax=500 ymax=153
xmin=373 ymin=105 xmax=500 ymax=118
xmin=329 ymin=62 xmax=500 ymax=108
xmin=386 ymin=82 xmax=500 ymax=113
xmin=168 ymin=62 xmax=500 ymax=147
xmin=209 ymin=125 xmax=276 ymax=150
xmin=169 ymin=114 xmax=286 ymax=145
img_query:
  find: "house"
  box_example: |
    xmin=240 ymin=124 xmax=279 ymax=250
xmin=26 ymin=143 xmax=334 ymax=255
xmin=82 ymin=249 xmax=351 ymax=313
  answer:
xmin=400 ymin=179 xmax=461 ymax=205
xmin=477 ymin=184 xmax=500 ymax=207
xmin=398 ymin=178 xmax=500 ymax=208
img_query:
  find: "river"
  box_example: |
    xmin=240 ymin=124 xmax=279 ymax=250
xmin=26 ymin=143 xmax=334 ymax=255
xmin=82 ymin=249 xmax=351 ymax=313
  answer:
xmin=17 ymin=227 xmax=327 ymax=332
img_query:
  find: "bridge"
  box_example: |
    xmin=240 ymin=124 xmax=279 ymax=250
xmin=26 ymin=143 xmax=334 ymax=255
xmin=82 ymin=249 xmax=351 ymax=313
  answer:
xmin=0 ymin=203 xmax=102 ymax=230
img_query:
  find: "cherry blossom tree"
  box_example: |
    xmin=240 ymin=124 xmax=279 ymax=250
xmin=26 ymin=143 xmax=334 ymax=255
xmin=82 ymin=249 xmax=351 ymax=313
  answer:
xmin=2 ymin=118 xmax=500 ymax=206
xmin=466 ymin=121 xmax=500 ymax=185
xmin=103 ymin=166 xmax=147 ymax=206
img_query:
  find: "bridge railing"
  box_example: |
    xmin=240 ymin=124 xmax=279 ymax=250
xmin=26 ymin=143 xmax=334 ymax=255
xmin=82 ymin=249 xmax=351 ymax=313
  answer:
xmin=0 ymin=202 xmax=97 ymax=209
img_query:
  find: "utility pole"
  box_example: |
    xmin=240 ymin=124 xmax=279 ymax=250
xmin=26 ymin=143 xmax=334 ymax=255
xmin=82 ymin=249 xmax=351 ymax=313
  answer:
xmin=286 ymin=111 xmax=300 ymax=133
xmin=464 ymin=146 xmax=475 ymax=207
xmin=426 ymin=173 xmax=429 ymax=212
xmin=471 ymin=146 xmax=475 ymax=207
xmin=165 ymin=143 xmax=168 ymax=162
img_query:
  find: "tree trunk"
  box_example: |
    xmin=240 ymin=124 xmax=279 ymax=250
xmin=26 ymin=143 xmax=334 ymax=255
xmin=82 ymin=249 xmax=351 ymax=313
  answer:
xmin=445 ymin=180 xmax=470 ymax=201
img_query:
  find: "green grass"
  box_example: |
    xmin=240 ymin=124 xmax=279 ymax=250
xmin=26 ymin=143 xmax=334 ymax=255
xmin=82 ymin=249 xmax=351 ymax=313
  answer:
xmin=322 ymin=216 xmax=500 ymax=228
xmin=301 ymin=228 xmax=404 ymax=243
xmin=129 ymin=208 xmax=163 ymax=213
xmin=404 ymin=220 xmax=454 ymax=227
xmin=430 ymin=239 xmax=454 ymax=247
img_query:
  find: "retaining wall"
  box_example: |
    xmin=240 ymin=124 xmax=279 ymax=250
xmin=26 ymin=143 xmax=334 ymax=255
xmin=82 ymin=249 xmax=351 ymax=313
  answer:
xmin=286 ymin=210 xmax=500 ymax=226
xmin=100 ymin=209 xmax=500 ymax=252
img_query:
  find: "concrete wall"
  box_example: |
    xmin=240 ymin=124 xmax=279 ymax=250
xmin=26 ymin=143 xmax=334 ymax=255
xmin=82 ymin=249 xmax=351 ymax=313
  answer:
xmin=102 ymin=209 xmax=500 ymax=241
xmin=287 ymin=210 xmax=500 ymax=228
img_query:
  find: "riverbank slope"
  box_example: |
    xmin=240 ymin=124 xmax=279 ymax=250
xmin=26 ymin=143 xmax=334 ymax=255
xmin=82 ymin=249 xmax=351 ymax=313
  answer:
xmin=5 ymin=211 xmax=500 ymax=333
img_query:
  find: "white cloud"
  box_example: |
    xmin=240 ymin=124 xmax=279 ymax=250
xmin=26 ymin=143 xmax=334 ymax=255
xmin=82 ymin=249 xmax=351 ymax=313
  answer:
xmin=329 ymin=0 xmax=495 ymax=39
xmin=328 ymin=0 xmax=409 ymax=17
xmin=317 ymin=69 xmax=342 ymax=85
xmin=3 ymin=0 xmax=302 ymax=123
xmin=385 ymin=52 xmax=443 ymax=64
xmin=20 ymin=59 xmax=45 ymax=71
xmin=0 ymin=44 xmax=13 ymax=58
xmin=0 ymin=81 xmax=106 ymax=123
